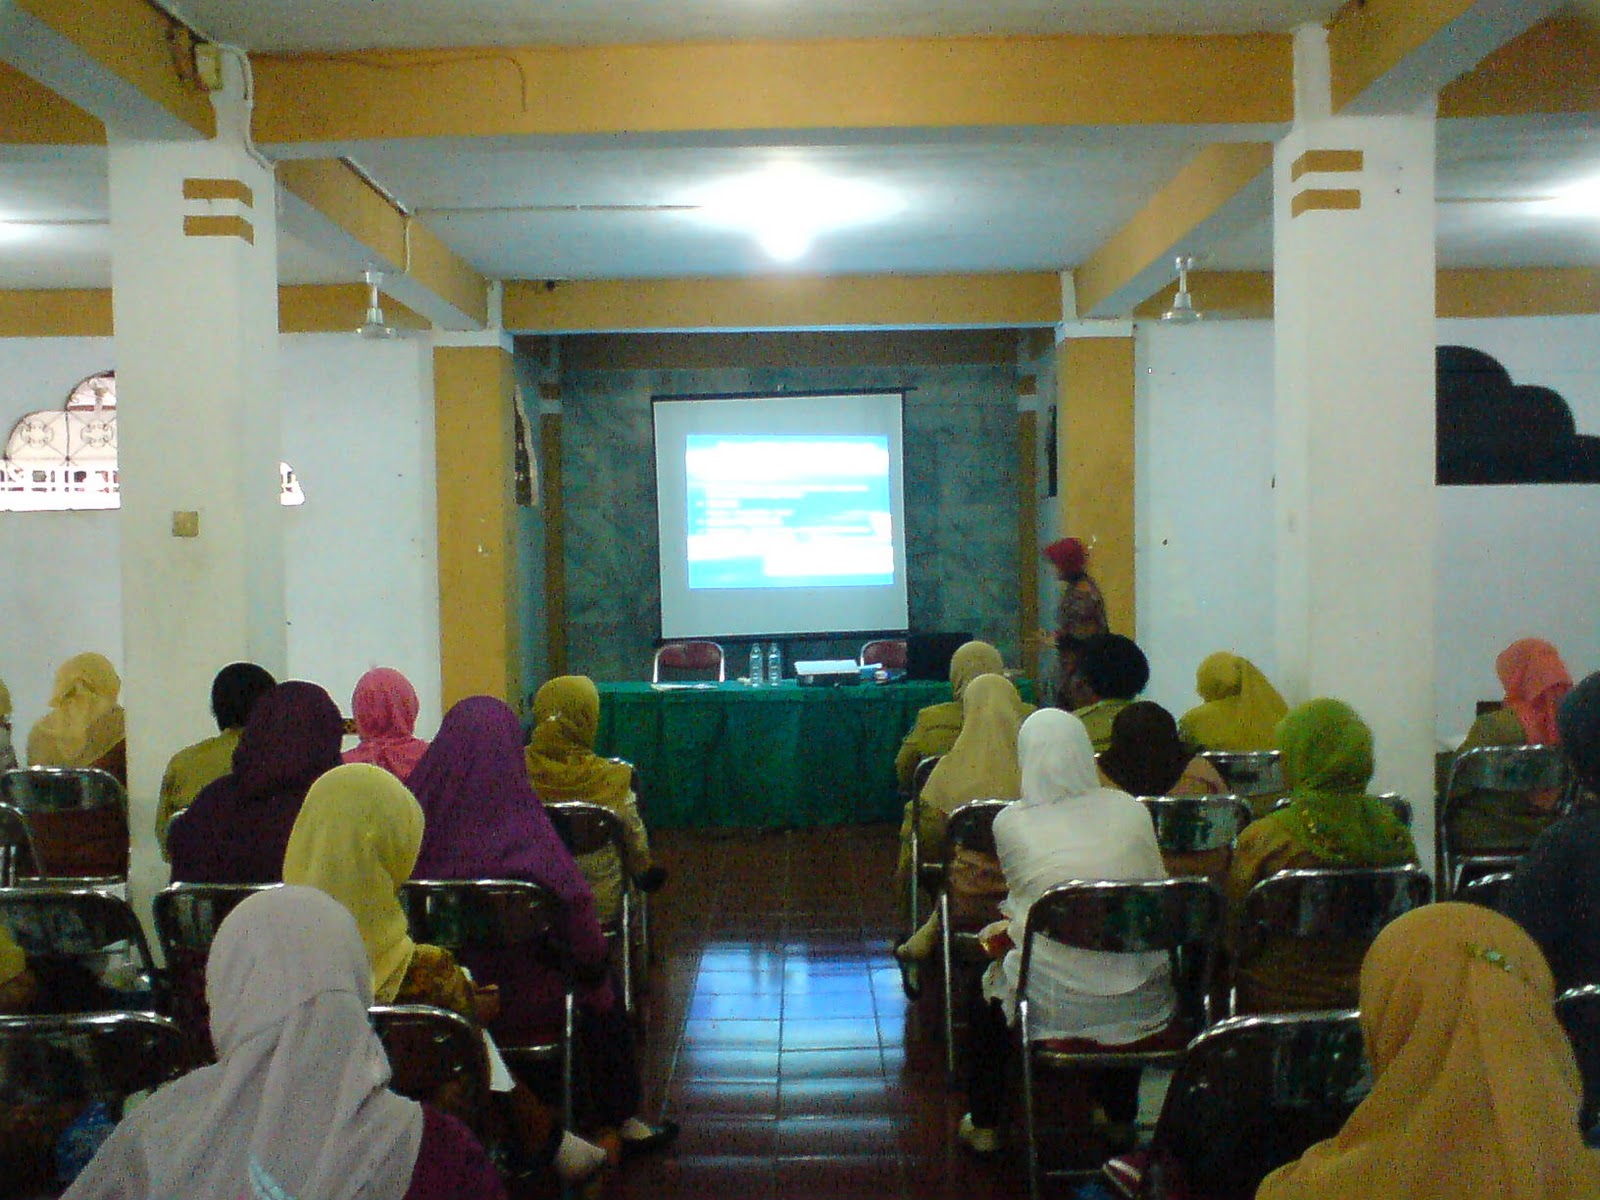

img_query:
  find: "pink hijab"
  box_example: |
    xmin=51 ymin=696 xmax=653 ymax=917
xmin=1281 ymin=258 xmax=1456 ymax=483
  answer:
xmin=1496 ymin=639 xmax=1573 ymax=746
xmin=342 ymin=668 xmax=429 ymax=781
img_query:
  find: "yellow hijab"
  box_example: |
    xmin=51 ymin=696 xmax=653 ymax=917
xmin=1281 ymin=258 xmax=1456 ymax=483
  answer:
xmin=0 ymin=922 xmax=24 ymax=989
xmin=26 ymin=651 xmax=126 ymax=769
xmin=524 ymin=674 xmax=632 ymax=809
xmin=921 ymin=673 xmax=1024 ymax=817
xmin=949 ymin=641 xmax=1005 ymax=704
xmin=1178 ymin=651 xmax=1287 ymax=752
xmin=1259 ymin=903 xmax=1600 ymax=1200
xmin=282 ymin=762 xmax=423 ymax=1004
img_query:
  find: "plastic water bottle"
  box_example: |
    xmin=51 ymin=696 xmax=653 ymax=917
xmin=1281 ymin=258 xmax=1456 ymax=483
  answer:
xmin=748 ymin=642 xmax=764 ymax=687
xmin=767 ymin=642 xmax=783 ymax=686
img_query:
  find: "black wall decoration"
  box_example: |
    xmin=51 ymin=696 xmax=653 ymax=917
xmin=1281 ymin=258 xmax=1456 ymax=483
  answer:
xmin=1437 ymin=345 xmax=1600 ymax=485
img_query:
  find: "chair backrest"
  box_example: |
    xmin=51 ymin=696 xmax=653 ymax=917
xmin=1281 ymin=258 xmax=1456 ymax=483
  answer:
xmin=369 ymin=1003 xmax=492 ymax=1129
xmin=399 ymin=879 xmax=568 ymax=963
xmin=942 ymin=799 xmax=1010 ymax=863
xmin=1199 ymin=751 xmax=1284 ymax=797
xmin=1019 ymin=878 xmax=1225 ymax=1027
xmin=1151 ymin=1011 xmax=1369 ymax=1198
xmin=0 ymin=802 xmax=39 ymax=884
xmin=0 ymin=1011 xmax=186 ymax=1107
xmin=1240 ymin=866 xmax=1432 ymax=947
xmin=908 ymin=754 xmax=940 ymax=801
xmin=651 ymin=640 xmax=726 ymax=682
xmin=546 ymin=799 xmax=628 ymax=858
xmin=1271 ymin=792 xmax=1413 ymax=828
xmin=0 ymin=768 xmax=126 ymax=814
xmin=1444 ymin=743 xmax=1568 ymax=797
xmin=860 ymin=639 xmax=908 ymax=670
xmin=1139 ymin=795 xmax=1253 ymax=855
xmin=152 ymin=882 xmax=280 ymax=957
xmin=0 ymin=886 xmax=161 ymax=1013
xmin=1458 ymin=870 xmax=1515 ymax=911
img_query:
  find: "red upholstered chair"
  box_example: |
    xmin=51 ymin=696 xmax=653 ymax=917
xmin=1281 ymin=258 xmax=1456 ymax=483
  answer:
xmin=860 ymin=639 xmax=908 ymax=670
xmin=651 ymin=640 xmax=725 ymax=682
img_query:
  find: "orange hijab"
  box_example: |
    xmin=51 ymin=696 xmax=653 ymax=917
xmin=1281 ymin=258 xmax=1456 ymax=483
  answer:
xmin=1497 ymin=638 xmax=1572 ymax=746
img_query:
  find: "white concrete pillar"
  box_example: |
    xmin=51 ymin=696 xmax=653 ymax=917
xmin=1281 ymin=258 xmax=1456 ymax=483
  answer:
xmin=1273 ymin=27 xmax=1439 ymax=861
xmin=109 ymin=56 xmax=284 ymax=914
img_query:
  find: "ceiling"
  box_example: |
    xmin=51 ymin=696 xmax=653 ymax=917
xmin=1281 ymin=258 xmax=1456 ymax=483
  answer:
xmin=0 ymin=2 xmax=1596 ymax=302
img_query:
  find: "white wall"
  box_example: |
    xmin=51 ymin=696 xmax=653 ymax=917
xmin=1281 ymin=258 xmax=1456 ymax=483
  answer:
xmin=0 ymin=332 xmax=441 ymax=749
xmin=1136 ymin=312 xmax=1600 ymax=755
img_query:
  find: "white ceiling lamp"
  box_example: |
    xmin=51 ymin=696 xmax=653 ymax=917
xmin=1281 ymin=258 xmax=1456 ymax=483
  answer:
xmin=690 ymin=162 xmax=904 ymax=264
xmin=1160 ymin=255 xmax=1204 ymax=324
xmin=356 ymin=267 xmax=400 ymax=340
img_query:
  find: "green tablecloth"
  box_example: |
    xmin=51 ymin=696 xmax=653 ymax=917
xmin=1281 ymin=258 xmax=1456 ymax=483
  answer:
xmin=594 ymin=680 xmax=952 ymax=829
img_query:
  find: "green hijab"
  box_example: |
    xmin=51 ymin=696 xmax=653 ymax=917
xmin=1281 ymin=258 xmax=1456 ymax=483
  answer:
xmin=1275 ymin=698 xmax=1414 ymax=867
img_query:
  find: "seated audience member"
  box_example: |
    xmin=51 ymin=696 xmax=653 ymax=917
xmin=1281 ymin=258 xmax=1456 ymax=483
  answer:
xmin=155 ymin=662 xmax=276 ymax=856
xmin=1504 ymin=668 xmax=1600 ymax=1130
xmin=168 ymin=681 xmax=343 ymax=884
xmin=524 ymin=675 xmax=663 ymax=926
xmin=26 ymin=652 xmax=126 ymax=785
xmin=407 ymin=696 xmax=676 ymax=1156
xmin=895 ymin=674 xmax=1025 ymax=982
xmin=894 ymin=640 xmax=1020 ymax=791
xmin=1257 ymin=903 xmax=1600 ymax=1200
xmin=344 ymin=666 xmax=431 ymax=782
xmin=0 ymin=924 xmax=35 ymax=1013
xmin=959 ymin=708 xmax=1172 ymax=1156
xmin=0 ymin=676 xmax=17 ymax=773
xmin=1225 ymin=698 xmax=1416 ymax=1012
xmin=1098 ymin=701 xmax=1226 ymax=797
xmin=282 ymin=763 xmax=608 ymax=1185
xmin=1176 ymin=651 xmax=1288 ymax=752
xmin=1069 ymin=633 xmax=1150 ymax=752
xmin=1450 ymin=636 xmax=1574 ymax=851
xmin=64 ymin=886 xmax=506 ymax=1200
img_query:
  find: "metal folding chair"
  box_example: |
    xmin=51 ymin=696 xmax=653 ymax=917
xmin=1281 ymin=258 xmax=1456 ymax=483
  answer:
xmin=1458 ymin=870 xmax=1515 ymax=911
xmin=1233 ymin=865 xmax=1432 ymax=1015
xmin=0 ymin=802 xmax=39 ymax=885
xmin=0 ymin=767 xmax=129 ymax=883
xmin=1139 ymin=794 xmax=1252 ymax=880
xmin=0 ymin=1012 xmax=186 ymax=1192
xmin=1271 ymin=792 xmax=1413 ymax=828
xmin=399 ymin=879 xmax=576 ymax=1126
xmin=1199 ymin=751 xmax=1285 ymax=819
xmin=860 ymin=639 xmax=908 ymax=670
xmin=936 ymin=798 xmax=1010 ymax=1079
xmin=1142 ymin=1011 xmax=1370 ymax=1200
xmin=1437 ymin=744 xmax=1569 ymax=897
xmin=651 ymin=640 xmax=726 ymax=683
xmin=905 ymin=754 xmax=943 ymax=938
xmin=370 ymin=1003 xmax=494 ymax=1136
xmin=1017 ymin=878 xmax=1225 ymax=1200
xmin=546 ymin=799 xmax=646 ymax=1016
xmin=152 ymin=882 xmax=280 ymax=1065
xmin=0 ymin=886 xmax=163 ymax=1014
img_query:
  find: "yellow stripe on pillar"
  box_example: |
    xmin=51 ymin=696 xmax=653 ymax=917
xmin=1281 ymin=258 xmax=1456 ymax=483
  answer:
xmin=434 ymin=346 xmax=520 ymax=708
xmin=1060 ymin=336 xmax=1136 ymax=637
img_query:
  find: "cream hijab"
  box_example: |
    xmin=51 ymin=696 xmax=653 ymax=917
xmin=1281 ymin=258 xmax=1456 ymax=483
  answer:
xmin=283 ymin=763 xmax=423 ymax=1004
xmin=65 ymin=886 xmax=422 ymax=1200
xmin=27 ymin=652 xmax=125 ymax=768
xmin=922 ymin=673 xmax=1024 ymax=816
xmin=1258 ymin=902 xmax=1600 ymax=1200
xmin=950 ymin=641 xmax=1006 ymax=704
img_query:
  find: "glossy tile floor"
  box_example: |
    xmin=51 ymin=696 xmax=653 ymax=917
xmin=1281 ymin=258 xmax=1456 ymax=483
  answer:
xmin=615 ymin=824 xmax=1035 ymax=1200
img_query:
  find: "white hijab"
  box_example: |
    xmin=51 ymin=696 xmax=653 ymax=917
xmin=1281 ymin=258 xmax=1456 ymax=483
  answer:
xmin=66 ymin=886 xmax=423 ymax=1200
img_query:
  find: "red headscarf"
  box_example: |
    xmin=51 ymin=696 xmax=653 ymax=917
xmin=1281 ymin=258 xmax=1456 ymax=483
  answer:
xmin=342 ymin=667 xmax=429 ymax=782
xmin=1043 ymin=537 xmax=1088 ymax=578
xmin=1496 ymin=638 xmax=1573 ymax=746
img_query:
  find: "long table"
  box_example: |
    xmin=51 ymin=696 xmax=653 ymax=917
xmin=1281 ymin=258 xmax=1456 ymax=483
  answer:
xmin=594 ymin=680 xmax=954 ymax=829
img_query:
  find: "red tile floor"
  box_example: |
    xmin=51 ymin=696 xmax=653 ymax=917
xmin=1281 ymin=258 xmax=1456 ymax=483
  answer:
xmin=612 ymin=823 xmax=1037 ymax=1200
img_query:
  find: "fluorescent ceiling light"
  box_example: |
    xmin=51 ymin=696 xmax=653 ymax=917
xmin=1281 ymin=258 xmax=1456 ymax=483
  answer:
xmin=688 ymin=163 xmax=904 ymax=262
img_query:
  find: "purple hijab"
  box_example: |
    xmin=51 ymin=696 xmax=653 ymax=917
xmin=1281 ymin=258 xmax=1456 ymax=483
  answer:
xmin=407 ymin=696 xmax=609 ymax=1036
xmin=169 ymin=682 xmax=344 ymax=884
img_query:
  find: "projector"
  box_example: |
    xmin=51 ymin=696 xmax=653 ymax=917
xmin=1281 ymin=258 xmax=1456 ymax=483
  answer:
xmin=794 ymin=659 xmax=861 ymax=687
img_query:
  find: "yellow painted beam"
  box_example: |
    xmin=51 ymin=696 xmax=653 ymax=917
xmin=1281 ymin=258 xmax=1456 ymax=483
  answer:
xmin=278 ymin=159 xmax=489 ymax=329
xmin=1075 ymin=143 xmax=1274 ymax=318
xmin=1060 ymin=337 xmax=1135 ymax=637
xmin=253 ymin=34 xmax=1293 ymax=144
xmin=0 ymin=60 xmax=101 ymax=143
xmin=1134 ymin=271 xmax=1276 ymax=320
xmin=0 ymin=288 xmax=112 ymax=337
xmin=4 ymin=0 xmax=212 ymax=136
xmin=278 ymin=284 xmax=428 ymax=334
xmin=434 ymin=346 xmax=520 ymax=708
xmin=503 ymin=273 xmax=1061 ymax=333
xmin=1439 ymin=13 xmax=1600 ymax=118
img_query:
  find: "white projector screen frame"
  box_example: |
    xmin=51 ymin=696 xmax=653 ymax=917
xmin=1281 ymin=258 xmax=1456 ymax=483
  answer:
xmin=653 ymin=391 xmax=910 ymax=640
